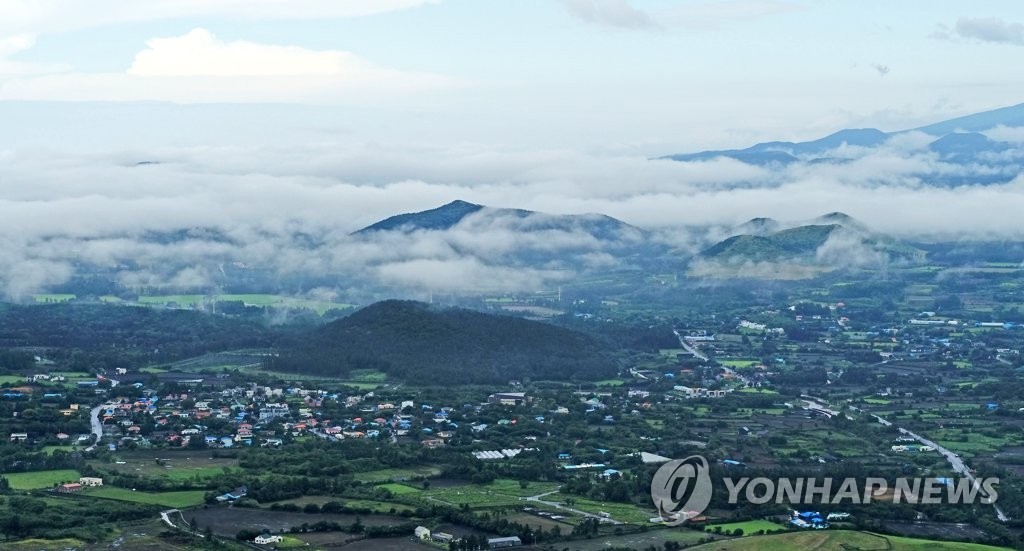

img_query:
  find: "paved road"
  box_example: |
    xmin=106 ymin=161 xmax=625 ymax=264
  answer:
xmin=858 ymin=406 xmax=1009 ymax=522
xmin=524 ymin=490 xmax=625 ymax=525
xmin=85 ymin=404 xmax=105 ymax=452
xmin=673 ymin=330 xmax=709 ymax=362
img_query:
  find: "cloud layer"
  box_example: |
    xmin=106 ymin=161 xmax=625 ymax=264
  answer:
xmin=1 ymin=127 xmax=1024 ymax=300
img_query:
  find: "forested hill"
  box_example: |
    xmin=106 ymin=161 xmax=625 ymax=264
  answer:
xmin=266 ymin=300 xmax=618 ymax=384
xmin=0 ymin=303 xmax=274 ymax=362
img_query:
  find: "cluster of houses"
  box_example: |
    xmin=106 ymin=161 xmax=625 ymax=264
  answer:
xmin=414 ymin=526 xmax=522 ymax=549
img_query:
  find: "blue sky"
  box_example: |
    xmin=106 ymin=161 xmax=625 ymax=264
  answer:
xmin=1 ymin=0 xmax=1022 ymax=152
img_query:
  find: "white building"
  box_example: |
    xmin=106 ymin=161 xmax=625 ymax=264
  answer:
xmin=415 ymin=526 xmax=431 ymax=540
xmin=254 ymin=534 xmax=283 ymax=544
xmin=79 ymin=477 xmax=103 ymax=487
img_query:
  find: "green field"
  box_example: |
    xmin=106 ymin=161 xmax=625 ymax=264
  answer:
xmin=720 ymin=359 xmax=759 ymax=368
xmin=706 ymin=519 xmax=787 ymax=534
xmin=377 ymin=483 xmax=422 ymax=495
xmin=0 ymin=374 xmax=25 ymax=384
xmin=4 ymin=469 xmax=81 ymax=489
xmin=422 ymin=479 xmax=562 ymax=509
xmin=84 ymin=486 xmax=207 ymax=508
xmin=686 ymin=530 xmax=1012 ymax=551
xmin=353 ymin=466 xmax=442 ymax=482
xmin=136 ymin=293 xmax=354 ymax=315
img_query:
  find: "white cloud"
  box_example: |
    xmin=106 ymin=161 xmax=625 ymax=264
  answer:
xmin=937 ymin=16 xmax=1024 ymax=46
xmin=0 ymin=0 xmax=438 ymax=35
xmin=557 ymin=0 xmax=658 ymax=30
xmin=0 ymin=28 xmax=455 ymax=103
xmin=0 ymin=33 xmax=68 ymax=76
xmin=129 ymin=29 xmax=364 ymax=77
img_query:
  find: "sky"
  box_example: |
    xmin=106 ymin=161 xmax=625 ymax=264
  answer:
xmin=1 ymin=1 xmax=1024 ymax=298
xmin=1 ymin=0 xmax=1023 ymax=150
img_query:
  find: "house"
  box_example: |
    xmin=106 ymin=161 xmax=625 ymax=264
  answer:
xmin=414 ymin=526 xmax=431 ymax=540
xmin=488 ymin=536 xmax=522 ymax=548
xmin=57 ymin=482 xmax=83 ymax=493
xmin=216 ymin=486 xmax=248 ymax=502
xmin=254 ymin=534 xmax=283 ymax=544
xmin=9 ymin=432 xmax=28 ymax=442
xmin=488 ymin=392 xmax=527 ymax=406
xmin=432 ymin=532 xmax=455 ymax=544
xmin=259 ymin=403 xmax=289 ymax=421
xmin=79 ymin=477 xmax=103 ymax=487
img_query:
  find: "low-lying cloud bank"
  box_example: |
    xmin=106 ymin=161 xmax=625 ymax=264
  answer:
xmin=1 ymin=132 xmax=1023 ymax=300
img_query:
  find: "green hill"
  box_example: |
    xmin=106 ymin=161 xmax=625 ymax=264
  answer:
xmin=703 ymin=224 xmax=842 ymax=262
xmin=267 ymin=300 xmax=618 ymax=384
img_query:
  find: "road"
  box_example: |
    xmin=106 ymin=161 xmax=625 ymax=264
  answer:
xmin=524 ymin=490 xmax=625 ymax=525
xmin=673 ymin=330 xmax=709 ymax=362
xmin=85 ymin=404 xmax=105 ymax=452
xmin=857 ymin=405 xmax=1009 ymax=522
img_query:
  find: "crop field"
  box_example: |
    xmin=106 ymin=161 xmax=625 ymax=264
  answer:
xmin=421 ymin=479 xmax=560 ymax=509
xmin=104 ymin=451 xmax=239 ymax=480
xmin=353 ymin=466 xmax=441 ymax=482
xmin=377 ymin=483 xmax=422 ymax=495
xmin=560 ymin=528 xmax=714 ymax=550
xmin=84 ymin=486 xmax=207 ymax=508
xmin=550 ymin=492 xmax=655 ymax=524
xmin=705 ymin=519 xmax=787 ymax=534
xmin=4 ymin=469 xmax=81 ymax=489
xmin=685 ymin=530 xmax=1013 ymax=551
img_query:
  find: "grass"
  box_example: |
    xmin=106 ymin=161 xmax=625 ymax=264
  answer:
xmin=422 ymin=479 xmax=562 ymax=509
xmin=720 ymin=359 xmax=759 ymax=368
xmin=84 ymin=486 xmax=207 ymax=508
xmin=705 ymin=519 xmax=786 ymax=534
xmin=595 ymin=379 xmax=625 ymax=387
xmin=377 ymin=483 xmax=422 ymax=495
xmin=0 ymin=538 xmax=89 ymax=551
xmin=4 ymin=469 xmax=81 ymax=489
xmin=686 ymin=530 xmax=1013 ymax=551
xmin=354 ymin=466 xmax=442 ymax=482
xmin=550 ymin=492 xmax=654 ymax=524
xmin=0 ymin=374 xmax=25 ymax=384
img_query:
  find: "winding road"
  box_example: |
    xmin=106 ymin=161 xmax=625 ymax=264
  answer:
xmin=525 ymin=490 xmax=625 ymax=525
xmin=852 ymin=404 xmax=1010 ymax=522
xmin=85 ymin=404 xmax=105 ymax=452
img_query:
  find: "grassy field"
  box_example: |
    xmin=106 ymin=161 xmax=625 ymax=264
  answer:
xmin=85 ymin=486 xmax=207 ymax=508
xmin=0 ymin=374 xmax=25 ymax=384
xmin=4 ymin=469 xmax=81 ymax=489
xmin=720 ymin=359 xmax=759 ymax=368
xmin=685 ymin=530 xmax=1013 ymax=551
xmin=354 ymin=466 xmax=441 ymax=482
xmin=706 ymin=519 xmax=787 ymax=534
xmin=549 ymin=492 xmax=654 ymax=524
xmin=422 ymin=479 xmax=562 ymax=509
xmin=377 ymin=483 xmax=422 ymax=495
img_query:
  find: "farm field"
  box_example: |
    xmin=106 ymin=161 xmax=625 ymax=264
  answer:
xmin=354 ymin=466 xmax=442 ymax=482
xmin=84 ymin=486 xmax=207 ymax=508
xmin=4 ymin=469 xmax=81 ymax=489
xmin=685 ymin=530 xmax=1014 ymax=551
xmin=705 ymin=519 xmax=787 ymax=534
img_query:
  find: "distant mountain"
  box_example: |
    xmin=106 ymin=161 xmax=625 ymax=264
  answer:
xmin=658 ymin=103 xmax=1024 ymax=185
xmin=356 ymin=200 xmax=485 ymax=233
xmin=355 ymin=200 xmax=646 ymax=242
xmin=659 ymin=128 xmax=889 ymax=165
xmin=265 ymin=300 xmax=618 ymax=384
xmin=700 ymin=214 xmax=924 ymax=268
xmin=732 ymin=217 xmax=781 ymax=236
xmin=913 ymin=102 xmax=1024 ymax=135
xmin=703 ymin=224 xmax=844 ymax=262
